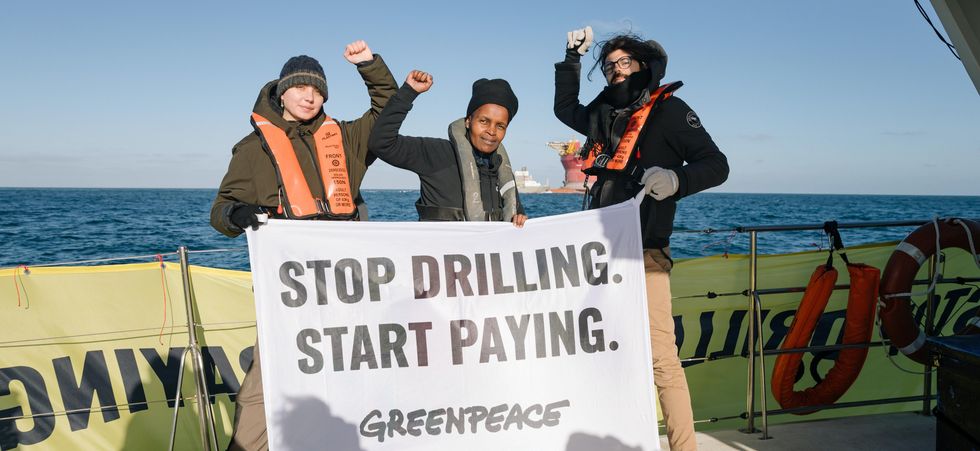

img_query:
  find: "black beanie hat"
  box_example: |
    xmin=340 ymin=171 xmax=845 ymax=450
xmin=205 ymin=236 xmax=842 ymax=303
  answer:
xmin=466 ymin=78 xmax=518 ymax=121
xmin=275 ymin=55 xmax=328 ymax=100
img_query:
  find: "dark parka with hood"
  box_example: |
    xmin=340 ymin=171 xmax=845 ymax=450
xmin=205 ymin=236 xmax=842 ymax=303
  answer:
xmin=554 ymin=43 xmax=729 ymax=250
xmin=211 ymin=55 xmax=397 ymax=237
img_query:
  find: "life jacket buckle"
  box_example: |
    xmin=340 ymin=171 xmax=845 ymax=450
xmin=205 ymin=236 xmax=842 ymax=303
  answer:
xmin=594 ymin=153 xmax=611 ymax=169
xmin=315 ymin=198 xmax=328 ymax=215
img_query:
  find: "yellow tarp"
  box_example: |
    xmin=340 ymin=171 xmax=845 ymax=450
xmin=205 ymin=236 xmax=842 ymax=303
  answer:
xmin=1 ymin=242 xmax=977 ymax=449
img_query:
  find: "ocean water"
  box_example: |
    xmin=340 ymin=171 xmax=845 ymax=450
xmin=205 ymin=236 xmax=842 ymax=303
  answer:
xmin=1 ymin=188 xmax=978 ymax=271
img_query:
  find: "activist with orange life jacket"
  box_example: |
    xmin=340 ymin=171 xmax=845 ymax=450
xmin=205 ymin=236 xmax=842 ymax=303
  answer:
xmin=554 ymin=28 xmax=728 ymax=451
xmin=210 ymin=41 xmax=397 ymax=237
xmin=210 ymin=41 xmax=397 ymax=451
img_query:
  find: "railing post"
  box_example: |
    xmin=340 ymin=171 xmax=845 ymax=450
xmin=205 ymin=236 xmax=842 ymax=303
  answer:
xmin=922 ymin=253 xmax=938 ymax=416
xmin=168 ymin=246 xmax=219 ymax=451
xmin=741 ymin=231 xmax=759 ymax=433
xmin=755 ymin=291 xmax=771 ymax=439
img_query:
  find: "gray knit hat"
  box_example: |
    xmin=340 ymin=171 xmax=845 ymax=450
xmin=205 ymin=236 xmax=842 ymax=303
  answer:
xmin=275 ymin=55 xmax=328 ymax=100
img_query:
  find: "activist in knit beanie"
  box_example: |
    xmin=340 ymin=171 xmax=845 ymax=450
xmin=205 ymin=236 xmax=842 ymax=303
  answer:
xmin=466 ymin=78 xmax=518 ymax=121
xmin=275 ymin=55 xmax=328 ymax=100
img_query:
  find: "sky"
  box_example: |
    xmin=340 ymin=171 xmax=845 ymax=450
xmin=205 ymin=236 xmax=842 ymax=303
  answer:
xmin=0 ymin=1 xmax=977 ymax=195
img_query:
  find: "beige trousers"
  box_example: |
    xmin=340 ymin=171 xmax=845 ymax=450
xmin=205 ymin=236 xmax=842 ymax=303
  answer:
xmin=645 ymin=248 xmax=697 ymax=451
xmin=227 ymin=343 xmax=268 ymax=451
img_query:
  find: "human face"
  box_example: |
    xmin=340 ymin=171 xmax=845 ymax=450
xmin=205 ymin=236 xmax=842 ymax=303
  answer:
xmin=280 ymin=85 xmax=324 ymax=122
xmin=603 ymin=49 xmax=642 ymax=85
xmin=465 ymin=104 xmax=509 ymax=154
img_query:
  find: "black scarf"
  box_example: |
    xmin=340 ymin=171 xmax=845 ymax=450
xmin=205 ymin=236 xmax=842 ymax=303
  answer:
xmin=600 ymin=70 xmax=652 ymax=109
xmin=585 ymin=70 xmax=653 ymax=153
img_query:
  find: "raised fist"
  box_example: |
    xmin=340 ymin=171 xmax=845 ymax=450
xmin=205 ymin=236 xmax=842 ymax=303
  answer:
xmin=344 ymin=40 xmax=374 ymax=64
xmin=566 ymin=26 xmax=593 ymax=55
xmin=405 ymin=70 xmax=433 ymax=94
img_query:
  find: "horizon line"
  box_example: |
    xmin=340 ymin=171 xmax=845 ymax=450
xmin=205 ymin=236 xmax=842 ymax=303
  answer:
xmin=2 ymin=186 xmax=979 ymax=197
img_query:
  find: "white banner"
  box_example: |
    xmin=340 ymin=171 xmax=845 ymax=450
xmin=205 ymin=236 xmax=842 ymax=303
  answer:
xmin=246 ymin=200 xmax=660 ymax=451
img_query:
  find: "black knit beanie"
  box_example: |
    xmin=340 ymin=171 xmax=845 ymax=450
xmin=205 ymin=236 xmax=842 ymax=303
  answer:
xmin=466 ymin=78 xmax=518 ymax=121
xmin=275 ymin=55 xmax=328 ymax=100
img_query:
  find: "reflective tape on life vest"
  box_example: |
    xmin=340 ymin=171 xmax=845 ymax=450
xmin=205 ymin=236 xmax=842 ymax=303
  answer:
xmin=499 ymin=180 xmax=516 ymax=196
xmin=251 ymin=112 xmax=355 ymax=219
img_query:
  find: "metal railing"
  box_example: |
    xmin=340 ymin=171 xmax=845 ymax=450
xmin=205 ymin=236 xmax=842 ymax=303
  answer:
xmin=168 ymin=247 xmax=219 ymax=451
xmin=736 ymin=218 xmax=980 ymax=440
xmin=2 ymin=247 xmax=226 ymax=451
xmin=3 ymin=218 xmax=978 ymax=448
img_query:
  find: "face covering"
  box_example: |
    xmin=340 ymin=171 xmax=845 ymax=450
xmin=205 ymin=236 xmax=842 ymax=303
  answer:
xmin=601 ymin=68 xmax=652 ymax=109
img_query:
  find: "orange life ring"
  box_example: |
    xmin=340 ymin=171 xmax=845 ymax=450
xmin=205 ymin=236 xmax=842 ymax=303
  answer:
xmin=771 ymin=263 xmax=880 ymax=413
xmin=879 ymin=218 xmax=980 ymax=365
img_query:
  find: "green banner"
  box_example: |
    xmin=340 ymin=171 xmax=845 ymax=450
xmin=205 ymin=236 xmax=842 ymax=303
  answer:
xmin=1 ymin=242 xmax=976 ymax=449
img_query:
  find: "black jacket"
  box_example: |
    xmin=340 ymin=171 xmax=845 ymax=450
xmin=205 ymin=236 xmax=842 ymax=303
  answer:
xmin=368 ymin=84 xmax=524 ymax=221
xmin=554 ymin=58 xmax=729 ymax=249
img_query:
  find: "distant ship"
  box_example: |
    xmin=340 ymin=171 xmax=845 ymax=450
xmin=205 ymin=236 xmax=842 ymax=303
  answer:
xmin=547 ymin=139 xmax=593 ymax=193
xmin=514 ymin=166 xmax=549 ymax=194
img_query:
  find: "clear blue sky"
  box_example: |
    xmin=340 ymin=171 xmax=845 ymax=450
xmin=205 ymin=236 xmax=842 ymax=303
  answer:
xmin=1 ymin=1 xmax=977 ymax=194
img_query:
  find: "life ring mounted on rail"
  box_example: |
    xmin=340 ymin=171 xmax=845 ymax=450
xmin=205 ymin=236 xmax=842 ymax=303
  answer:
xmin=878 ymin=218 xmax=980 ymax=365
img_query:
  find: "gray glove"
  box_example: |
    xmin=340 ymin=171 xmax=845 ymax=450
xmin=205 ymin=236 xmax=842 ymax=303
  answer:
xmin=566 ymin=26 xmax=594 ymax=55
xmin=641 ymin=167 xmax=679 ymax=201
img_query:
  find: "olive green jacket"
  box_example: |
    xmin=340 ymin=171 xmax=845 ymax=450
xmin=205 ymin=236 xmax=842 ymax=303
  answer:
xmin=210 ymin=55 xmax=397 ymax=237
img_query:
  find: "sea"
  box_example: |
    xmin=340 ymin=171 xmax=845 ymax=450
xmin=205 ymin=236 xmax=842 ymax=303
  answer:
xmin=2 ymin=188 xmax=978 ymax=271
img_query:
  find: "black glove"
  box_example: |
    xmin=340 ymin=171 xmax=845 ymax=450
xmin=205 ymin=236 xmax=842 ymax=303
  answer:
xmin=229 ymin=204 xmax=265 ymax=231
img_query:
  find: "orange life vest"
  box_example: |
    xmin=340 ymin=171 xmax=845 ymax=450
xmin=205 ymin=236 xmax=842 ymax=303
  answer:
xmin=581 ymin=81 xmax=682 ymax=174
xmin=251 ymin=112 xmax=356 ymax=220
xmin=770 ymin=261 xmax=880 ymax=414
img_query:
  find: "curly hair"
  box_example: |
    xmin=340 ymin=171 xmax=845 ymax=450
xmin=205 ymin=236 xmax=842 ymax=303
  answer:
xmin=587 ymin=32 xmax=665 ymax=82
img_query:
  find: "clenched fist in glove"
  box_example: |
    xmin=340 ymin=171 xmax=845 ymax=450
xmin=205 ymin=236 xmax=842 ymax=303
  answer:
xmin=641 ymin=166 xmax=679 ymax=201
xmin=229 ymin=203 xmax=266 ymax=231
xmin=566 ymin=26 xmax=593 ymax=55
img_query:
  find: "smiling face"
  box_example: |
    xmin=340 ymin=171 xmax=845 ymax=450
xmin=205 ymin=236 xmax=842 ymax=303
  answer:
xmin=280 ymin=84 xmax=324 ymax=122
xmin=603 ymin=49 xmax=643 ymax=85
xmin=465 ymin=103 xmax=509 ymax=154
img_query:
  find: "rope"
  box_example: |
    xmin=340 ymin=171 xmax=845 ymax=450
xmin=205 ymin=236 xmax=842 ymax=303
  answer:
xmin=950 ymin=219 xmax=980 ymax=334
xmin=0 ymin=392 xmax=234 ymax=422
xmin=156 ymin=255 xmax=169 ymax=346
xmin=952 ymin=219 xmax=980 ymax=269
xmin=186 ymin=247 xmax=246 ymax=255
xmin=0 ymin=326 xmax=188 ymax=348
xmin=13 ymin=265 xmax=30 ymax=308
xmin=701 ymin=230 xmax=739 ymax=258
xmin=875 ymin=218 xmax=947 ymax=375
xmin=914 ymin=0 xmax=960 ymax=60
xmin=881 ymin=218 xmax=943 ymax=300
xmin=0 ymin=252 xmax=180 ymax=270
xmin=875 ymin=311 xmax=935 ymax=375
xmin=673 ymin=289 xmax=748 ymax=300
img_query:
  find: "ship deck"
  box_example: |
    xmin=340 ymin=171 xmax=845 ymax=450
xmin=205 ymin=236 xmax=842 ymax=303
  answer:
xmin=661 ymin=412 xmax=934 ymax=450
